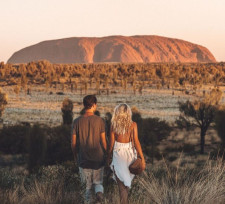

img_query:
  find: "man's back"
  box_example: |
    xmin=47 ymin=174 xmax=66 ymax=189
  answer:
xmin=72 ymin=114 xmax=105 ymax=169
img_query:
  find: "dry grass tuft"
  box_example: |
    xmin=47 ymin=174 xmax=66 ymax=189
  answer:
xmin=1 ymin=157 xmax=225 ymax=204
xmin=139 ymin=156 xmax=225 ymax=204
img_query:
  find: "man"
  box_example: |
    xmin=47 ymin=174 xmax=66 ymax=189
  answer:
xmin=71 ymin=95 xmax=107 ymax=203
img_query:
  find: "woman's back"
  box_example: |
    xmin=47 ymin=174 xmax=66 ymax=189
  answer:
xmin=113 ymin=122 xmax=134 ymax=143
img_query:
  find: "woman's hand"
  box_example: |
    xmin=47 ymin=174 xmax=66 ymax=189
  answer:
xmin=73 ymin=153 xmax=77 ymax=164
xmin=141 ymin=159 xmax=146 ymax=170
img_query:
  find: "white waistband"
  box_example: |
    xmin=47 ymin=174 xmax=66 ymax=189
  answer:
xmin=114 ymin=141 xmax=132 ymax=148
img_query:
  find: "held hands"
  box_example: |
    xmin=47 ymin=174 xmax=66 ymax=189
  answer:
xmin=73 ymin=153 xmax=78 ymax=164
xmin=106 ymin=154 xmax=112 ymax=167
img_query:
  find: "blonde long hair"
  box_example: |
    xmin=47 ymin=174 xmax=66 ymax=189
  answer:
xmin=111 ymin=103 xmax=133 ymax=135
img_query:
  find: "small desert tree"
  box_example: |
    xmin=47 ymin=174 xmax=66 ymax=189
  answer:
xmin=176 ymin=88 xmax=222 ymax=154
xmin=20 ymin=74 xmax=28 ymax=93
xmin=0 ymin=88 xmax=8 ymax=118
xmin=61 ymin=98 xmax=73 ymax=125
xmin=13 ymin=85 xmax=20 ymax=98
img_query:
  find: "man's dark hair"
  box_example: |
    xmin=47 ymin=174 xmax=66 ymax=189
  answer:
xmin=83 ymin=95 xmax=97 ymax=109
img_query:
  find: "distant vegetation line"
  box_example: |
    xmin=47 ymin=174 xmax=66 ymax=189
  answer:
xmin=0 ymin=61 xmax=225 ymax=94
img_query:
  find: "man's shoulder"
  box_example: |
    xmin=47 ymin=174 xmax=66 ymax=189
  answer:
xmin=73 ymin=116 xmax=82 ymax=124
xmin=92 ymin=115 xmax=105 ymax=122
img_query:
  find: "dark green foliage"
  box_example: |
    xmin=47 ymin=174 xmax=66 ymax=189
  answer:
xmin=131 ymin=107 xmax=172 ymax=163
xmin=0 ymin=124 xmax=30 ymax=154
xmin=35 ymin=164 xmax=81 ymax=191
xmin=61 ymin=98 xmax=73 ymax=125
xmin=141 ymin=118 xmax=172 ymax=163
xmin=165 ymin=143 xmax=195 ymax=154
xmin=215 ymin=108 xmax=225 ymax=148
xmin=94 ymin=110 xmax=100 ymax=116
xmin=80 ymin=108 xmax=85 ymax=115
xmin=104 ymin=112 xmax=112 ymax=140
xmin=0 ymin=123 xmax=73 ymax=168
xmin=131 ymin=107 xmax=143 ymax=138
xmin=0 ymin=167 xmax=23 ymax=189
xmin=46 ymin=125 xmax=73 ymax=165
xmin=28 ymin=124 xmax=47 ymax=173
xmin=141 ymin=118 xmax=171 ymax=144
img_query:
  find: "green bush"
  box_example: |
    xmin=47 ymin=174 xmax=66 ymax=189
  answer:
xmin=104 ymin=112 xmax=112 ymax=140
xmin=28 ymin=124 xmax=47 ymax=173
xmin=141 ymin=117 xmax=172 ymax=163
xmin=131 ymin=107 xmax=143 ymax=140
xmin=61 ymin=98 xmax=73 ymax=125
xmin=0 ymin=123 xmax=73 ymax=168
xmin=0 ymin=167 xmax=24 ymax=189
xmin=0 ymin=124 xmax=30 ymax=154
xmin=46 ymin=125 xmax=73 ymax=165
xmin=215 ymin=108 xmax=225 ymax=149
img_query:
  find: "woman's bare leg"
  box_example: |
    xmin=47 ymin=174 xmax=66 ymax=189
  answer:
xmin=115 ymin=174 xmax=129 ymax=204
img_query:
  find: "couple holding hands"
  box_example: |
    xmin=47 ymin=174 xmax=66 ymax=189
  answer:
xmin=71 ymin=95 xmax=145 ymax=204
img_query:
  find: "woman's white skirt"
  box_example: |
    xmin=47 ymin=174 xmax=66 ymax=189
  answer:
xmin=110 ymin=141 xmax=137 ymax=188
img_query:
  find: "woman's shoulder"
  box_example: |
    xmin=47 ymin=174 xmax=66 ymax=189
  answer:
xmin=132 ymin=121 xmax=137 ymax=128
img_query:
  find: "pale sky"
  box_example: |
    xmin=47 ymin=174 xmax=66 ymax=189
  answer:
xmin=0 ymin=0 xmax=225 ymax=62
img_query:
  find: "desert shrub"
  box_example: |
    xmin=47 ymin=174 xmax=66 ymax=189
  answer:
xmin=131 ymin=107 xmax=143 ymax=137
xmin=34 ymin=164 xmax=80 ymax=191
xmin=165 ymin=144 xmax=195 ymax=154
xmin=94 ymin=110 xmax=100 ymax=116
xmin=131 ymin=107 xmax=172 ymax=163
xmin=0 ymin=124 xmax=30 ymax=154
xmin=28 ymin=124 xmax=47 ymax=173
xmin=182 ymin=143 xmax=195 ymax=153
xmin=104 ymin=112 xmax=112 ymax=140
xmin=141 ymin=117 xmax=172 ymax=163
xmin=0 ymin=123 xmax=73 ymax=166
xmin=61 ymin=98 xmax=73 ymax=125
xmin=0 ymin=167 xmax=24 ymax=189
xmin=79 ymin=107 xmax=85 ymax=115
xmin=0 ymin=165 xmax=82 ymax=204
xmin=0 ymin=88 xmax=8 ymax=118
xmin=215 ymin=107 xmax=225 ymax=149
xmin=46 ymin=125 xmax=73 ymax=165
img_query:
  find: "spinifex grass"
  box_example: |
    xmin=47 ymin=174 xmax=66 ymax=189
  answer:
xmin=139 ymin=155 xmax=225 ymax=204
xmin=0 ymin=157 xmax=225 ymax=204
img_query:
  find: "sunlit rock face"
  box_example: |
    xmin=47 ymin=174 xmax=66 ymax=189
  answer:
xmin=8 ymin=35 xmax=216 ymax=64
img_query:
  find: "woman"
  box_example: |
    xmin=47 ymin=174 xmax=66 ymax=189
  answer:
xmin=108 ymin=103 xmax=146 ymax=204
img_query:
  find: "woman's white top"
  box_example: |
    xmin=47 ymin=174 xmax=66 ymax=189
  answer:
xmin=110 ymin=141 xmax=137 ymax=188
